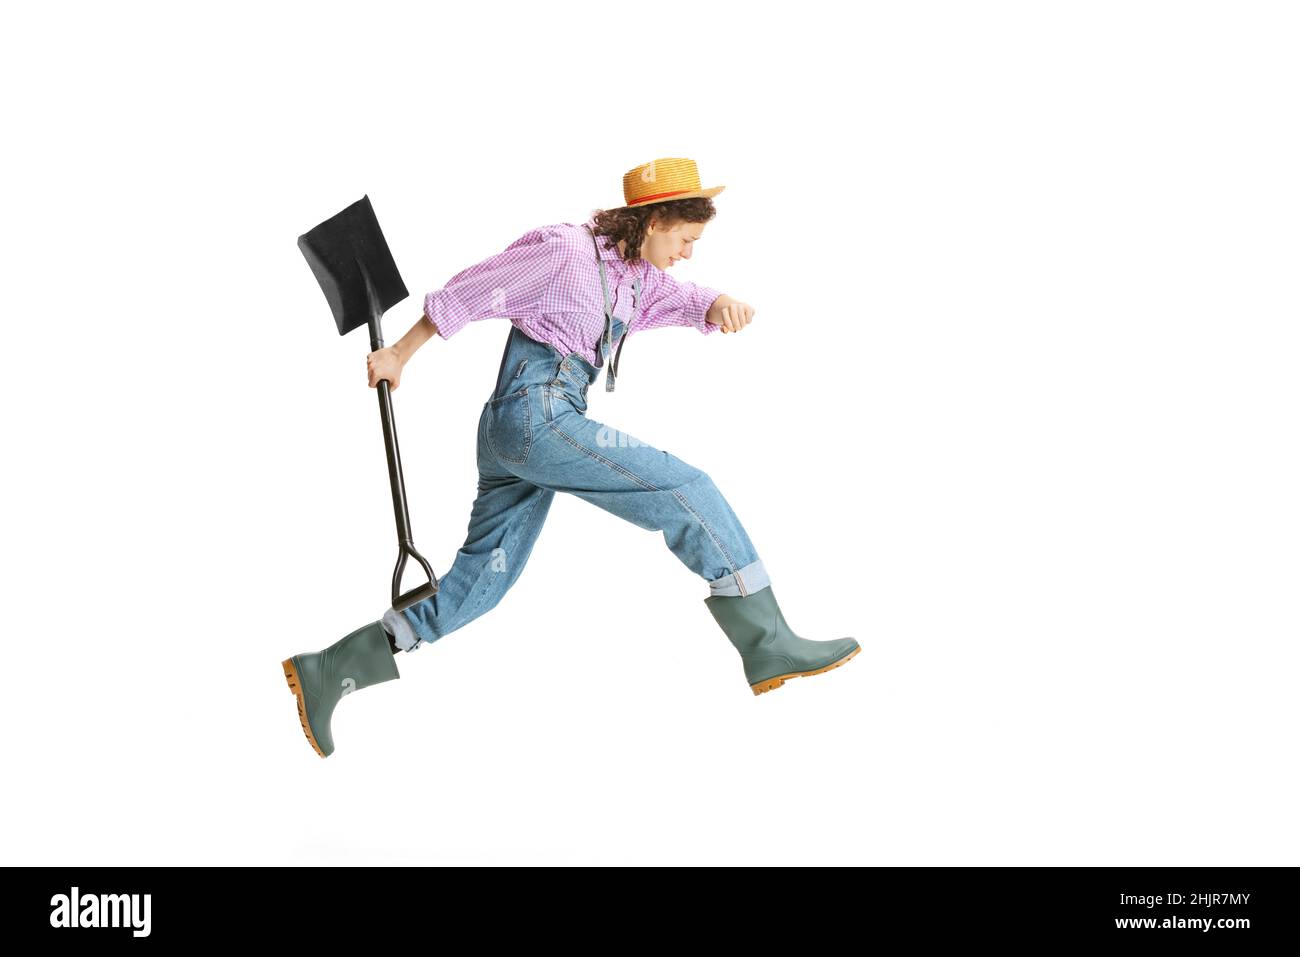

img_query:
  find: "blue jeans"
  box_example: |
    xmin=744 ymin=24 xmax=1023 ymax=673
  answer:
xmin=384 ymin=324 xmax=770 ymax=652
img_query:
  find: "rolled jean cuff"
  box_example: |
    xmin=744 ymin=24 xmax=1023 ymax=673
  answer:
xmin=707 ymin=559 xmax=771 ymax=598
xmin=382 ymin=607 xmax=424 ymax=652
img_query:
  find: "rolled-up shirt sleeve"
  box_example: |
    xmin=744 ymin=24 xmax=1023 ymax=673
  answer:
xmin=424 ymin=228 xmax=560 ymax=340
xmin=636 ymin=265 xmax=724 ymax=336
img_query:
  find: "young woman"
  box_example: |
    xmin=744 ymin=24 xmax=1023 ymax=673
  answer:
xmin=282 ymin=158 xmax=859 ymax=758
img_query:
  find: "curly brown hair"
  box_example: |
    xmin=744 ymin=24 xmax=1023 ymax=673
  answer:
xmin=587 ymin=197 xmax=717 ymax=264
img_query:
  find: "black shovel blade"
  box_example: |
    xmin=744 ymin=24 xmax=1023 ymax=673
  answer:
xmin=297 ymin=194 xmax=409 ymax=336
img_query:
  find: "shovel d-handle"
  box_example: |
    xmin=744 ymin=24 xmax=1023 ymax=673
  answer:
xmin=393 ymin=540 xmax=439 ymax=611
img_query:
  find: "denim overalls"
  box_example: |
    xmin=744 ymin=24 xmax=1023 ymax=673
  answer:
xmin=384 ymin=230 xmax=770 ymax=652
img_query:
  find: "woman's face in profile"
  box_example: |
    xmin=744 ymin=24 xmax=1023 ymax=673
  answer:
xmin=641 ymin=217 xmax=706 ymax=271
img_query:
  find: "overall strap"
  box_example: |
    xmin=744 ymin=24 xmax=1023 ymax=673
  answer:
xmin=585 ymin=225 xmax=639 ymax=392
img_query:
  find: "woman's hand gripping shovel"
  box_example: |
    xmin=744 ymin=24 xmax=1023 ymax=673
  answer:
xmin=297 ymin=195 xmax=439 ymax=616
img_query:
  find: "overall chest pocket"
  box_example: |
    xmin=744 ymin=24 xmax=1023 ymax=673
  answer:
xmin=484 ymin=386 xmax=533 ymax=464
xmin=613 ymin=282 xmax=639 ymax=324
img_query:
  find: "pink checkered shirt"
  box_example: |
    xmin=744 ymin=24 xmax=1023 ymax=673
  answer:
xmin=423 ymin=217 xmax=723 ymax=368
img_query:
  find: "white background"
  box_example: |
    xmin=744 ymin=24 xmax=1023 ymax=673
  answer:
xmin=2 ymin=1 xmax=1296 ymax=865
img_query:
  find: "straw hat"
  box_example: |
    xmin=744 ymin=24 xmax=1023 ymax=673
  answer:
xmin=620 ymin=157 xmax=725 ymax=208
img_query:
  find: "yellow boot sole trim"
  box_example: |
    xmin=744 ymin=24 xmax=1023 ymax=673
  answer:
xmin=750 ymin=645 xmax=861 ymax=696
xmin=282 ymin=657 xmax=328 ymax=758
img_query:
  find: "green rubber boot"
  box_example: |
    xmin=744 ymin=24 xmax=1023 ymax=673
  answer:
xmin=704 ymin=585 xmax=860 ymax=695
xmin=281 ymin=621 xmax=400 ymax=757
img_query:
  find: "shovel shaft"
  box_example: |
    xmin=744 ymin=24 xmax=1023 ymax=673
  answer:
xmin=375 ymin=379 xmax=440 ymax=605
xmin=374 ymin=377 xmax=415 ymax=538
xmin=370 ymin=323 xmax=439 ymax=606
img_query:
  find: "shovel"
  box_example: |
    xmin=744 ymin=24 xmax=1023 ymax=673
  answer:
xmin=297 ymin=194 xmax=439 ymax=613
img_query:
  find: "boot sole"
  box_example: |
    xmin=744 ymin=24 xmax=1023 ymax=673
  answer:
xmin=281 ymin=657 xmax=328 ymax=758
xmin=751 ymin=644 xmax=861 ymax=696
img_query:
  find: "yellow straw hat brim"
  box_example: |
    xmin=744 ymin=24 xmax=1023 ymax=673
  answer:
xmin=624 ymin=185 xmax=725 ymax=207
